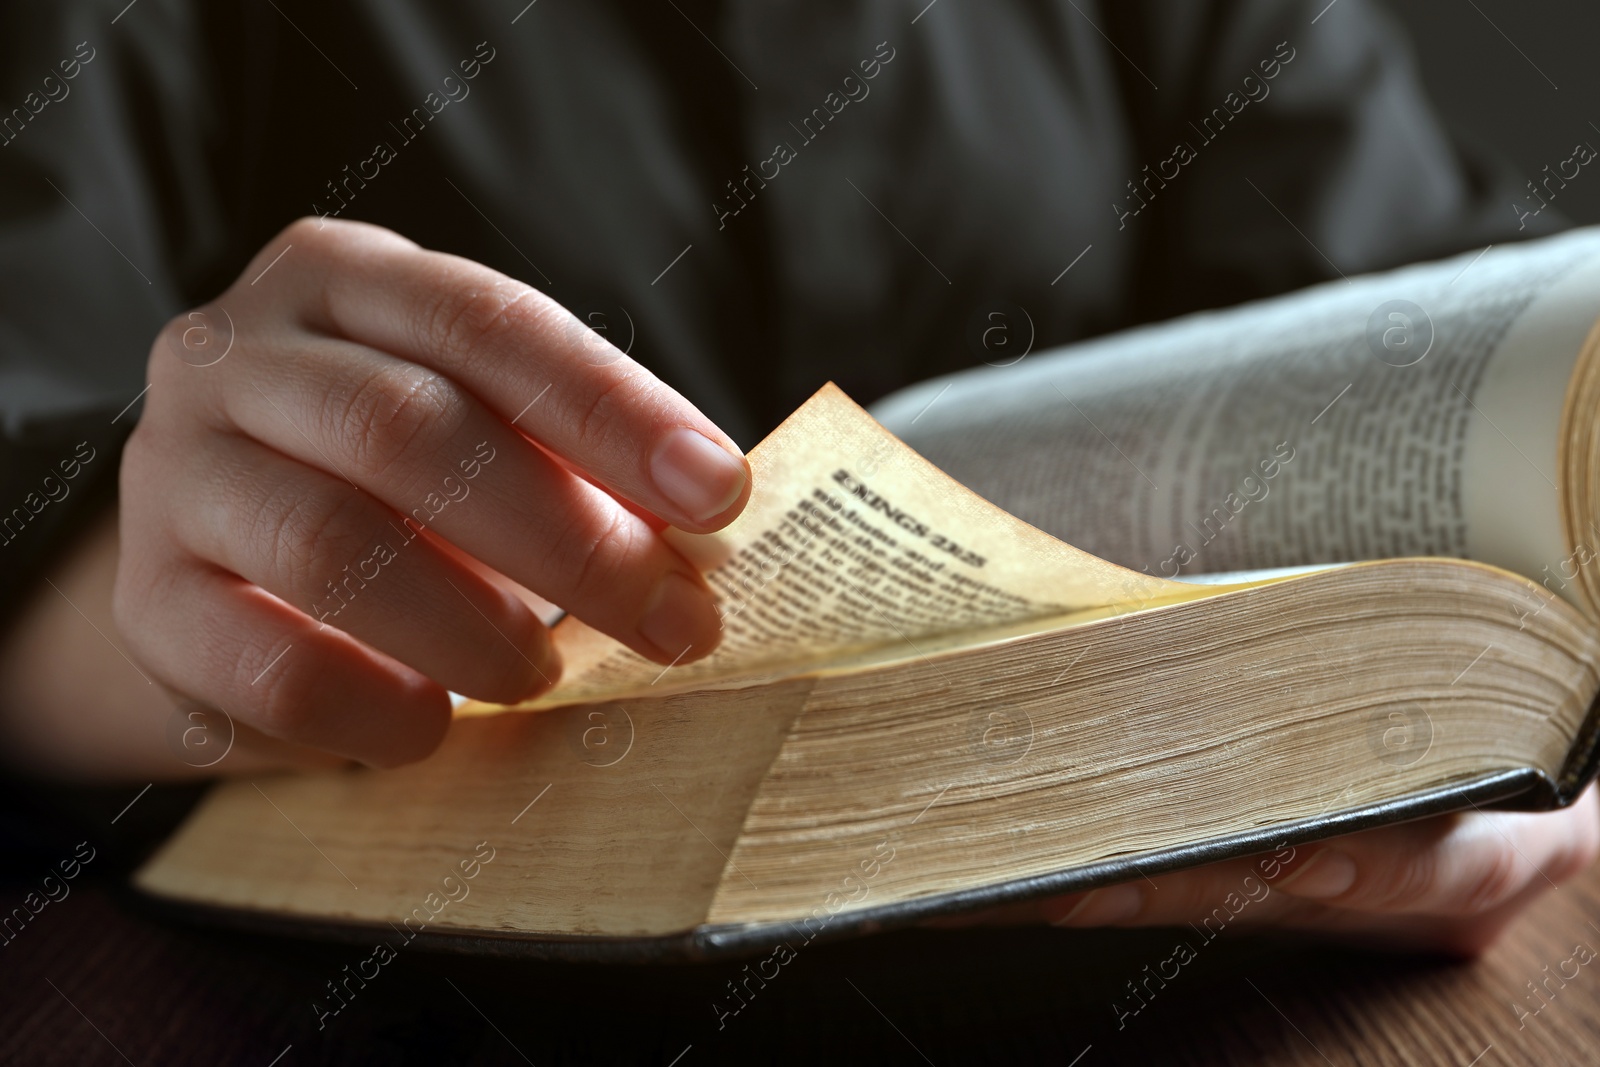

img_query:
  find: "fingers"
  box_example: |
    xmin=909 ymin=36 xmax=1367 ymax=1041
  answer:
xmin=1270 ymin=796 xmax=1600 ymax=917
xmin=161 ymin=431 xmax=559 ymax=704
xmin=261 ymin=218 xmax=750 ymax=532
xmin=1030 ymin=789 xmax=1600 ymax=946
xmin=208 ymin=335 xmax=724 ymax=665
xmin=114 ymin=553 xmax=452 ymax=768
xmin=1038 ymin=858 xmax=1296 ymax=930
xmin=118 ymin=217 xmax=752 ymax=773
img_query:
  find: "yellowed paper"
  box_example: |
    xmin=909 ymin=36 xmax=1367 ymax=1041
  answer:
xmin=469 ymin=384 xmax=1214 ymax=712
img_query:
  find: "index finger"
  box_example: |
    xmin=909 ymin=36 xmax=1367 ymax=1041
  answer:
xmin=271 ymin=218 xmax=751 ymax=533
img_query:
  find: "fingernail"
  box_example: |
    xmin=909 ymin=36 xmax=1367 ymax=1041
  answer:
xmin=649 ymin=428 xmax=747 ymax=524
xmin=1049 ymin=883 xmax=1143 ymax=926
xmin=1276 ymin=849 xmax=1357 ymax=899
xmin=638 ymin=571 xmax=722 ymax=662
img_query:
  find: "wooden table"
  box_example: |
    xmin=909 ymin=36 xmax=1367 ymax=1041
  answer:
xmin=4 ymin=789 xmax=1599 ymax=1065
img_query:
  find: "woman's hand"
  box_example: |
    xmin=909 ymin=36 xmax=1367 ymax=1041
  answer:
xmin=937 ymin=785 xmax=1600 ymax=956
xmin=44 ymin=218 xmax=746 ymax=775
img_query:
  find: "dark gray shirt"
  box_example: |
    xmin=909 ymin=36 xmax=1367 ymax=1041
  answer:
xmin=0 ymin=0 xmax=1559 ymax=616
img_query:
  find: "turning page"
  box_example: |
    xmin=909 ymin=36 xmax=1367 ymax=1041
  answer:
xmin=484 ymin=385 xmax=1204 ymax=709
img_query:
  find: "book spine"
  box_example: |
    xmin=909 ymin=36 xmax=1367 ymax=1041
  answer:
xmin=1552 ymin=686 xmax=1600 ymax=806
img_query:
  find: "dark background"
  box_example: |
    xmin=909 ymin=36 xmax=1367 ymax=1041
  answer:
xmin=1390 ymin=0 xmax=1600 ymax=223
xmin=7 ymin=3 xmax=1600 ymax=1065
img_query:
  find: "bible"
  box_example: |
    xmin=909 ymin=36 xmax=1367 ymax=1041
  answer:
xmin=135 ymin=229 xmax=1600 ymax=961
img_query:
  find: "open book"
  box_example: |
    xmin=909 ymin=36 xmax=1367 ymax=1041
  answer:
xmin=135 ymin=230 xmax=1600 ymax=962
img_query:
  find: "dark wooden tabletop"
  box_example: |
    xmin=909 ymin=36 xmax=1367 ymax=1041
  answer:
xmin=4 ymin=785 xmax=1600 ymax=1066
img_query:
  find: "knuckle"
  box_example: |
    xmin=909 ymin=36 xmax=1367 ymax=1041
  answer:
xmin=421 ymin=277 xmax=539 ymax=367
xmin=283 ymin=214 xmax=344 ymax=254
xmin=251 ymin=648 xmax=321 ymax=740
xmin=151 ymin=302 xmax=239 ymax=381
xmin=151 ymin=312 xmax=185 ymax=358
xmin=285 ymin=214 xmax=409 ymax=252
xmin=149 ymin=312 xmax=195 ymax=378
xmin=559 ymin=508 xmax=644 ymax=605
xmin=230 ymin=632 xmax=295 ymax=700
xmin=250 ymin=483 xmax=373 ymax=598
xmin=1365 ymin=846 xmax=1439 ymax=910
xmin=334 ymin=364 xmax=464 ymax=479
xmin=570 ymin=372 xmax=639 ymax=455
xmin=270 ymin=218 xmax=336 ymax=285
xmin=1453 ymin=843 xmax=1527 ymax=915
xmin=283 ymin=215 xmax=327 ymax=243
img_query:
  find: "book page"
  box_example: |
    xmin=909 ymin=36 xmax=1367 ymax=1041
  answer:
xmin=872 ymin=229 xmax=1600 ymax=604
xmin=488 ymin=385 xmax=1203 ymax=709
xmin=1463 ymin=255 xmax=1600 ymax=602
